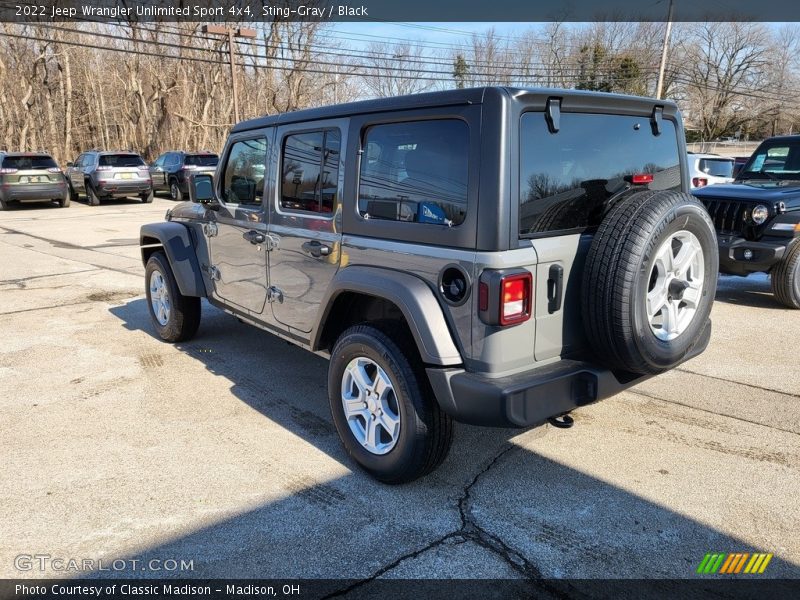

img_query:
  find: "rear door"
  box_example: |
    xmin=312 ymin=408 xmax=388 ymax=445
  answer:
xmin=267 ymin=120 xmax=346 ymax=333
xmin=206 ymin=132 xmax=271 ymax=314
xmin=518 ymin=110 xmax=682 ymax=360
xmin=68 ymin=154 xmax=87 ymax=191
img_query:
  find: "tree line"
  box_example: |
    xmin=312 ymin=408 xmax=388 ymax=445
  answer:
xmin=0 ymin=20 xmax=797 ymax=165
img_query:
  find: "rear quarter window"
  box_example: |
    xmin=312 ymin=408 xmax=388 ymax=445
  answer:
xmin=358 ymin=119 xmax=468 ymax=227
xmin=519 ymin=112 xmax=681 ymax=237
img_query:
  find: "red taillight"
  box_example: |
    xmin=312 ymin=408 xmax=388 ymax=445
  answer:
xmin=631 ymin=173 xmax=654 ymax=184
xmin=499 ymin=272 xmax=532 ymax=326
xmin=692 ymin=177 xmax=708 ymax=187
xmin=0 ymin=168 xmax=18 ymax=174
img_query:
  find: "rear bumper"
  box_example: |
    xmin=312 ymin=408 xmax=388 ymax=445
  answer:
xmin=718 ymin=236 xmax=786 ymax=275
xmin=428 ymin=321 xmax=711 ymax=428
xmin=97 ymin=181 xmax=152 ymax=197
xmin=2 ymin=183 xmax=66 ymax=202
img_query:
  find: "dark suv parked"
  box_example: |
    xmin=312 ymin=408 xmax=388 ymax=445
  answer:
xmin=140 ymin=87 xmax=718 ymax=483
xmin=150 ymin=151 xmax=218 ymax=201
xmin=692 ymin=135 xmax=800 ymax=308
xmin=65 ymin=150 xmax=153 ymax=206
xmin=0 ymin=152 xmax=69 ymax=209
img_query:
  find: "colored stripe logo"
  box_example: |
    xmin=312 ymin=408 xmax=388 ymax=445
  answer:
xmin=696 ymin=552 xmax=773 ymax=574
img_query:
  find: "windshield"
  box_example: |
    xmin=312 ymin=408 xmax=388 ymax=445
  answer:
xmin=738 ymin=142 xmax=800 ymax=180
xmin=698 ymin=158 xmax=733 ymax=178
xmin=185 ymin=154 xmax=218 ymax=167
xmin=99 ymin=154 xmax=146 ymax=168
xmin=2 ymin=155 xmax=57 ymax=170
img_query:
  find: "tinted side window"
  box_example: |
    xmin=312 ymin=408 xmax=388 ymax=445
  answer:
xmin=358 ymin=120 xmax=468 ymax=226
xmin=221 ymin=138 xmax=268 ymax=206
xmin=280 ymin=129 xmax=340 ymax=215
xmin=519 ymin=112 xmax=680 ymax=237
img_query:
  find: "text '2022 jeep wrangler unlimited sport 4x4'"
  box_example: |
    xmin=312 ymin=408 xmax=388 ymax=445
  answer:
xmin=140 ymin=87 xmax=718 ymax=483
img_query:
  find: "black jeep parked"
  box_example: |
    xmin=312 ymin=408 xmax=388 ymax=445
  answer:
xmin=149 ymin=151 xmax=218 ymax=202
xmin=692 ymin=135 xmax=800 ymax=308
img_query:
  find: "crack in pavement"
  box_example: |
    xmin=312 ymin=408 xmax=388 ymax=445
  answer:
xmin=322 ymin=444 xmax=566 ymax=598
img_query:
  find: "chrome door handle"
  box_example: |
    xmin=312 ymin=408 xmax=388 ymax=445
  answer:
xmin=302 ymin=241 xmax=331 ymax=258
xmin=243 ymin=230 xmax=265 ymax=245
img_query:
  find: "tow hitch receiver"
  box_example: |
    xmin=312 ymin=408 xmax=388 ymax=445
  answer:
xmin=548 ymin=413 xmax=575 ymax=429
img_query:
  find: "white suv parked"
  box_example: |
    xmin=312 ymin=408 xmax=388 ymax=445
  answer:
xmin=688 ymin=152 xmax=734 ymax=188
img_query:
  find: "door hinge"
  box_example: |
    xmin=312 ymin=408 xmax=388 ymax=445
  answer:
xmin=203 ymin=223 xmax=218 ymax=237
xmin=267 ymin=286 xmax=283 ymax=303
xmin=208 ymin=265 xmax=221 ymax=281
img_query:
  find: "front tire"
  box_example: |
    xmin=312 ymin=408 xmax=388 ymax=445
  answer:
xmin=145 ymin=252 xmax=201 ymax=342
xmin=328 ymin=323 xmax=453 ymax=484
xmin=772 ymin=241 xmax=800 ymax=309
xmin=582 ymin=190 xmax=718 ymax=374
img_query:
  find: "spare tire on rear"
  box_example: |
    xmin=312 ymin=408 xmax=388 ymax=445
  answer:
xmin=581 ymin=190 xmax=718 ymax=375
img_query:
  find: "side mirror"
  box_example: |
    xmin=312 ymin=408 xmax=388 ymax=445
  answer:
xmin=188 ymin=173 xmax=218 ymax=210
xmin=66 ymin=162 xmax=74 ymax=167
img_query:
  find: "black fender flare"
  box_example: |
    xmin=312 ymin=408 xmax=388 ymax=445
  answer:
xmin=312 ymin=266 xmax=462 ymax=366
xmin=140 ymin=222 xmax=207 ymax=298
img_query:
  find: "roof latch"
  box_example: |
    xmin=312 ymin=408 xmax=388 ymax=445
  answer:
xmin=545 ymin=97 xmax=561 ymax=134
xmin=651 ymin=106 xmax=663 ymax=136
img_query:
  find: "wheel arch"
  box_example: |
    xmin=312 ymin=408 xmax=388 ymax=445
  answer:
xmin=140 ymin=222 xmax=207 ymax=298
xmin=312 ymin=266 xmax=463 ymax=367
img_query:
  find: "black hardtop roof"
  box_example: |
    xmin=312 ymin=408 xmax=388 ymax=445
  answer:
xmin=232 ymin=86 xmax=678 ymax=133
xmin=759 ymin=135 xmax=800 ymax=144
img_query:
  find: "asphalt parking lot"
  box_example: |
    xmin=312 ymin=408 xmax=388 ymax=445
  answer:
xmin=1 ymin=197 xmax=799 ymax=585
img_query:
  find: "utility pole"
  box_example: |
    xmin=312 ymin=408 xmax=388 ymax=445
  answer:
xmin=202 ymin=25 xmax=257 ymax=123
xmin=655 ymin=0 xmax=674 ymax=100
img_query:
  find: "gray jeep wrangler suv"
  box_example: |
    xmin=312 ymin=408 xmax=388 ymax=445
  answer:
xmin=140 ymin=87 xmax=718 ymax=483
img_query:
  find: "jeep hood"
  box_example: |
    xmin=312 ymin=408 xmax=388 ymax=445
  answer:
xmin=692 ymin=181 xmax=800 ymax=202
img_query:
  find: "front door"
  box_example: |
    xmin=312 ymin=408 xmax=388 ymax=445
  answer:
xmin=268 ymin=123 xmax=345 ymax=333
xmin=149 ymin=154 xmax=168 ymax=190
xmin=206 ymin=134 xmax=270 ymax=315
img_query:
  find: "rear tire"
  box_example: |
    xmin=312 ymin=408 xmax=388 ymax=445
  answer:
xmin=86 ymin=183 xmax=100 ymax=206
xmin=58 ymin=192 xmax=70 ymax=208
xmin=169 ymin=180 xmax=183 ymax=202
xmin=328 ymin=322 xmax=453 ymax=484
xmin=141 ymin=189 xmax=154 ymax=203
xmin=772 ymin=241 xmax=800 ymax=309
xmin=0 ymin=198 xmax=8 ymax=210
xmin=145 ymin=251 xmax=201 ymax=342
xmin=582 ymin=190 xmax=718 ymax=374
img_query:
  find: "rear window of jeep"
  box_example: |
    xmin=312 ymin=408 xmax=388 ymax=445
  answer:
xmin=358 ymin=119 xmax=468 ymax=227
xmin=519 ymin=112 xmax=680 ymax=237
